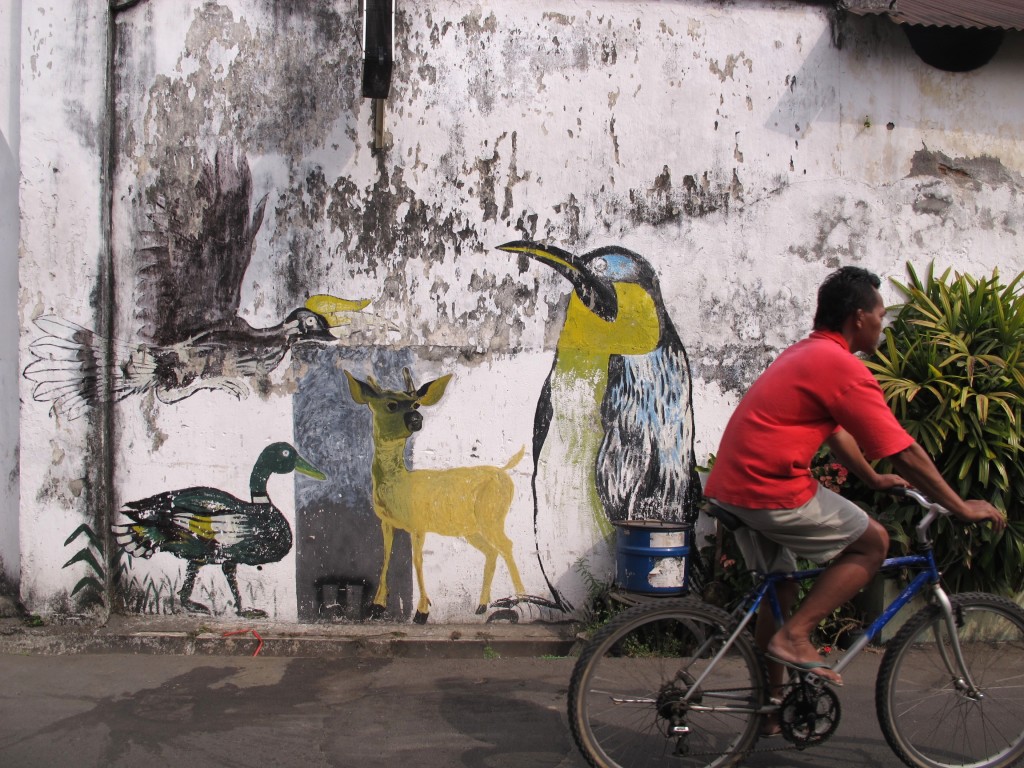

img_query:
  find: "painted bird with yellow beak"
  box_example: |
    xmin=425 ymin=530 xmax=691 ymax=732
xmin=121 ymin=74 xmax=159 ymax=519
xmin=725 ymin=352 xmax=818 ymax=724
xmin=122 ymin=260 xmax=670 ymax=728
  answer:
xmin=498 ymin=240 xmax=701 ymax=612
xmin=23 ymin=140 xmax=391 ymax=418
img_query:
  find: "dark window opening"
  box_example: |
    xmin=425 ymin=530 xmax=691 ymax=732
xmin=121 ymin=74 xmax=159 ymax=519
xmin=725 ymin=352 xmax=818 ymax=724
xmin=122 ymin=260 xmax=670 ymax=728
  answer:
xmin=903 ymin=25 xmax=1005 ymax=72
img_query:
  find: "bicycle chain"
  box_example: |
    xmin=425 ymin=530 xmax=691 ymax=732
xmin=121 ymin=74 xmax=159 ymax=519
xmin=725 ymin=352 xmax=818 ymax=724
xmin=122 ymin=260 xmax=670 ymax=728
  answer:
xmin=667 ymin=681 xmax=841 ymax=759
xmin=668 ymin=731 xmax=833 ymax=760
xmin=673 ymin=736 xmax=820 ymax=759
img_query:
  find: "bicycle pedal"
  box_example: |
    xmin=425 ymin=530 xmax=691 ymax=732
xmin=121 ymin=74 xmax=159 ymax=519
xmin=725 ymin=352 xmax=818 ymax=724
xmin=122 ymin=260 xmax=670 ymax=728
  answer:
xmin=804 ymin=672 xmax=826 ymax=685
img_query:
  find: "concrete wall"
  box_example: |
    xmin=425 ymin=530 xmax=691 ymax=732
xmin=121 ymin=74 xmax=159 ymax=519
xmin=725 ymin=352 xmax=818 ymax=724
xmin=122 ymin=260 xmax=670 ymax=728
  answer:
xmin=15 ymin=0 xmax=1024 ymax=623
xmin=0 ymin=1 xmax=22 ymax=596
xmin=18 ymin=1 xmax=110 ymax=615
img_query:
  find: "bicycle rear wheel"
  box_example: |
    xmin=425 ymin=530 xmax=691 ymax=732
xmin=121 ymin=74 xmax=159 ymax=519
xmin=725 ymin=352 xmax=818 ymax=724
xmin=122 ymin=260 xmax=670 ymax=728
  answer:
xmin=877 ymin=592 xmax=1024 ymax=768
xmin=568 ymin=597 xmax=767 ymax=768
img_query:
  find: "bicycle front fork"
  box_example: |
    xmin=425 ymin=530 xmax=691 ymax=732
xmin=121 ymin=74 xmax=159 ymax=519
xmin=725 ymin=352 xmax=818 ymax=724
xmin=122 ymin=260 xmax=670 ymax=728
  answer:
xmin=931 ymin=586 xmax=984 ymax=698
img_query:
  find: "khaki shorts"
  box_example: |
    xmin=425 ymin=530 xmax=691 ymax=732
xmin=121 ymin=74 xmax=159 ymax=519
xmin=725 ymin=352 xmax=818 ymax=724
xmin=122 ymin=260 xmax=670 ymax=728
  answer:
xmin=709 ymin=485 xmax=870 ymax=573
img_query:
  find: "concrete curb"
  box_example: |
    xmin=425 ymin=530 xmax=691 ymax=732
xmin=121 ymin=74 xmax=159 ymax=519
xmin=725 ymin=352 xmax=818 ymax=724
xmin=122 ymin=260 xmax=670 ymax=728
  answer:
xmin=0 ymin=615 xmax=581 ymax=658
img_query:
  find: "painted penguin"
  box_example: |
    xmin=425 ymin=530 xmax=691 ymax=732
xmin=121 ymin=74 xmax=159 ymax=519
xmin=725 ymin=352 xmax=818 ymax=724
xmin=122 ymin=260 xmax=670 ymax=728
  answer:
xmin=497 ymin=241 xmax=701 ymax=612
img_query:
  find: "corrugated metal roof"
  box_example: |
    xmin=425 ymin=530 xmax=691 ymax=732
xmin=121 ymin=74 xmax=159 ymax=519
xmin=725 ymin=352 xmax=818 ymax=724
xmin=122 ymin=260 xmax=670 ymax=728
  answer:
xmin=840 ymin=0 xmax=1024 ymax=31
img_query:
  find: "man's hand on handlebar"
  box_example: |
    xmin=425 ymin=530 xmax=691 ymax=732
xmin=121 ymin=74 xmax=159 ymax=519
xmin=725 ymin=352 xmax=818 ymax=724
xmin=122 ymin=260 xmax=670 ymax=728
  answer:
xmin=956 ymin=499 xmax=1008 ymax=533
xmin=866 ymin=473 xmax=910 ymax=492
xmin=888 ymin=442 xmax=1009 ymax=534
xmin=892 ymin=486 xmax=1008 ymax=533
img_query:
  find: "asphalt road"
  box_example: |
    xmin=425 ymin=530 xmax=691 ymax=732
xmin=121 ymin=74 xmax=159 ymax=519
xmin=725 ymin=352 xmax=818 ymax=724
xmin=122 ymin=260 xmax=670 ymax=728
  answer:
xmin=0 ymin=649 xmax=903 ymax=767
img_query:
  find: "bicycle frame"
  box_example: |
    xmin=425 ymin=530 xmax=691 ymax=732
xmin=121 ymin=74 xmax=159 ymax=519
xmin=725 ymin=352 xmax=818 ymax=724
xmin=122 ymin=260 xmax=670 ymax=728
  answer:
xmin=752 ymin=552 xmax=940 ymax=676
xmin=682 ymin=490 xmax=983 ymax=708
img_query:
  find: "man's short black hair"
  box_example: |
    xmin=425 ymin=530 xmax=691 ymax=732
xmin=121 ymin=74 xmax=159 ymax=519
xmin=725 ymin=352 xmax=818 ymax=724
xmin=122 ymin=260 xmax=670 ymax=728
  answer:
xmin=813 ymin=266 xmax=882 ymax=332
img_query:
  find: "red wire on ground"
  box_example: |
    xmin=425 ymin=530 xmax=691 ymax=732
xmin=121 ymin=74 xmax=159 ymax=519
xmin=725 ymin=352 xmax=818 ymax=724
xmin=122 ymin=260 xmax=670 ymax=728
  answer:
xmin=222 ymin=628 xmax=264 ymax=657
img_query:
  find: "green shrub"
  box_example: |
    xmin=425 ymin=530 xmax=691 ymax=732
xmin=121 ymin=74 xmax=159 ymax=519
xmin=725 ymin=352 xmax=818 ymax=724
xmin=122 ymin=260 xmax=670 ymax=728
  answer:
xmin=864 ymin=263 xmax=1024 ymax=595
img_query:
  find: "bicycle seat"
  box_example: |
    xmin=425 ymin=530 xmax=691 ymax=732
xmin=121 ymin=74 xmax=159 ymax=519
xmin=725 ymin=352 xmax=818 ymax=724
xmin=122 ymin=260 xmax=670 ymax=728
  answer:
xmin=705 ymin=504 xmax=745 ymax=531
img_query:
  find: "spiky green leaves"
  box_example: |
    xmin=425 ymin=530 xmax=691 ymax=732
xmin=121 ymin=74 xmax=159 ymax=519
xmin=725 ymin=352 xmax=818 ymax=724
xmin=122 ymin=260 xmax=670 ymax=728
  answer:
xmin=865 ymin=263 xmax=1024 ymax=594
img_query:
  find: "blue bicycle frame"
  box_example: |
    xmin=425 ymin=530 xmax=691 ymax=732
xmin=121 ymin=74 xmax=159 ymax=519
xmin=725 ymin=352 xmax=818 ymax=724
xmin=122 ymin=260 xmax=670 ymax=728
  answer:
xmin=748 ymin=551 xmax=939 ymax=676
xmin=723 ymin=486 xmax=981 ymax=688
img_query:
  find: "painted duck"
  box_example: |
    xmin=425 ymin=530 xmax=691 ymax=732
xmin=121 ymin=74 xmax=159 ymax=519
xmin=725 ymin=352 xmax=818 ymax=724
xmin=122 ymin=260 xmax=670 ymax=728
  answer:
xmin=114 ymin=442 xmax=326 ymax=618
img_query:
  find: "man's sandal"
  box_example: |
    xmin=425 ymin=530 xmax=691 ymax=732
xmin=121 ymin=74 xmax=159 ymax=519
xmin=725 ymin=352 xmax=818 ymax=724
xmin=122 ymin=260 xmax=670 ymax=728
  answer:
xmin=765 ymin=653 xmax=843 ymax=686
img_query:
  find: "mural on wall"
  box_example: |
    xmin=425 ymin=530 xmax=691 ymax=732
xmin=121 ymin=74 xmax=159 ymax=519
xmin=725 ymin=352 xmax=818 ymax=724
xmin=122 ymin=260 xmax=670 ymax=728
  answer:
xmin=61 ymin=524 xmax=109 ymax=611
xmin=496 ymin=241 xmax=701 ymax=612
xmin=22 ymin=144 xmax=381 ymax=420
xmin=30 ymin=6 xmax=710 ymax=625
xmin=23 ymin=148 xmax=705 ymax=623
xmin=292 ymin=348 xmax=419 ymax=623
xmin=114 ymin=442 xmax=325 ymax=618
xmin=345 ymin=368 xmax=530 ymax=624
xmin=17 ymin=0 xmax=1024 ymax=629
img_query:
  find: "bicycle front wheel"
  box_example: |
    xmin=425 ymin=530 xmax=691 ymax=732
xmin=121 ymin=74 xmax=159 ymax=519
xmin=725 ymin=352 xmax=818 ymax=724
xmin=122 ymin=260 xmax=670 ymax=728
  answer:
xmin=877 ymin=592 xmax=1024 ymax=768
xmin=568 ymin=597 xmax=767 ymax=768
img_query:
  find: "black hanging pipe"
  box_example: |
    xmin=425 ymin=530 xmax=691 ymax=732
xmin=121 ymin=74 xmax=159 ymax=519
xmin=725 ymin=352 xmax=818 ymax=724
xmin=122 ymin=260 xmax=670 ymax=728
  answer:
xmin=92 ymin=0 xmax=148 ymax=617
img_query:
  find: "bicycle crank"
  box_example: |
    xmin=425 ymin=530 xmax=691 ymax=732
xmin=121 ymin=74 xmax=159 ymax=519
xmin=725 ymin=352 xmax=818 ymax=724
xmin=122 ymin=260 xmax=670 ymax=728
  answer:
xmin=778 ymin=683 xmax=841 ymax=748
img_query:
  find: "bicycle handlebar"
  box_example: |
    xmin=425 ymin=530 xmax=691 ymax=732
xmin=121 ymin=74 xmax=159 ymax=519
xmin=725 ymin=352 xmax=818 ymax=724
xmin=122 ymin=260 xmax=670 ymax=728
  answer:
xmin=887 ymin=486 xmax=951 ymax=546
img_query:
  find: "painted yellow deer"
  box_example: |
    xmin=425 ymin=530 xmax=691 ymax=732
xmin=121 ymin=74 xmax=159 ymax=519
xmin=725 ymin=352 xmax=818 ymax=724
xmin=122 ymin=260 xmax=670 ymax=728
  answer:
xmin=345 ymin=369 xmax=527 ymax=623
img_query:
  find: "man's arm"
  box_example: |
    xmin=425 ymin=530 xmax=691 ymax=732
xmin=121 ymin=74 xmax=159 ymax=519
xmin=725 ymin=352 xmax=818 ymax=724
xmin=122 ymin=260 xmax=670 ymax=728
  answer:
xmin=826 ymin=429 xmax=908 ymax=491
xmin=888 ymin=442 xmax=1007 ymax=531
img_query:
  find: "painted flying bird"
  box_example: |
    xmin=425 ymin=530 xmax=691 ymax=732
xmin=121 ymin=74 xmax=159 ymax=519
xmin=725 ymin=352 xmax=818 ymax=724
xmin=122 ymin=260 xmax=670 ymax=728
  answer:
xmin=497 ymin=240 xmax=701 ymax=612
xmin=22 ymin=308 xmax=342 ymax=417
xmin=22 ymin=142 xmax=386 ymax=419
xmin=114 ymin=442 xmax=326 ymax=618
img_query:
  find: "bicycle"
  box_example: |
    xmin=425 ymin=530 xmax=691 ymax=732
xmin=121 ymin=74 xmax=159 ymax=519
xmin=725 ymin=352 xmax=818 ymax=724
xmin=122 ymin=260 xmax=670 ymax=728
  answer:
xmin=568 ymin=487 xmax=1024 ymax=768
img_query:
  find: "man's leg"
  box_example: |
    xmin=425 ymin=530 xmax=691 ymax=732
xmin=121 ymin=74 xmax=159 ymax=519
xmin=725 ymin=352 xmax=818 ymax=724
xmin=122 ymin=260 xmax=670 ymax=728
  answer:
xmin=729 ymin=526 xmax=800 ymax=733
xmin=765 ymin=518 xmax=889 ymax=684
xmin=756 ymin=579 xmax=798 ymax=735
xmin=756 ymin=580 xmax=799 ymax=695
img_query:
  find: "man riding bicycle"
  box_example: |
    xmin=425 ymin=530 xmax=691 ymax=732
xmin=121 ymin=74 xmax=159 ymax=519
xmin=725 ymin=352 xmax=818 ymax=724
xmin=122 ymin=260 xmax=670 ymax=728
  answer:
xmin=704 ymin=265 xmax=1006 ymax=688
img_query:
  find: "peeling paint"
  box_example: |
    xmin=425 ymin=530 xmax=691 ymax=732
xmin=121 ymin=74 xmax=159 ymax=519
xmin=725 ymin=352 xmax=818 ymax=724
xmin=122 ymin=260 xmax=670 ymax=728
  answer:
xmin=694 ymin=341 xmax=779 ymax=395
xmin=708 ymin=51 xmax=753 ymax=82
xmin=787 ymin=198 xmax=872 ymax=266
xmin=123 ymin=2 xmax=356 ymax=167
xmin=913 ymin=181 xmax=954 ymax=218
xmin=909 ymin=148 xmax=1024 ymax=191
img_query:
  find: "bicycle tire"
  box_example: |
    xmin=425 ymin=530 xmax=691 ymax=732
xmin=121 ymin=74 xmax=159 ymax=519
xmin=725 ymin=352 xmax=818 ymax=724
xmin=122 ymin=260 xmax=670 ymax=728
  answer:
xmin=876 ymin=591 xmax=1024 ymax=768
xmin=568 ymin=597 xmax=767 ymax=768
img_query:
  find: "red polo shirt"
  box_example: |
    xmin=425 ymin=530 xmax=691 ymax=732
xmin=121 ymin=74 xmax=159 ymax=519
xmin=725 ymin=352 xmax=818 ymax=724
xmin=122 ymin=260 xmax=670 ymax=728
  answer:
xmin=704 ymin=330 xmax=914 ymax=509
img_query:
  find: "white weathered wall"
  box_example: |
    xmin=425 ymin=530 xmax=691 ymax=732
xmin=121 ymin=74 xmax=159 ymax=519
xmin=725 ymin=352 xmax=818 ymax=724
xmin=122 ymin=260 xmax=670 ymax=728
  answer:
xmin=15 ymin=0 xmax=1024 ymax=622
xmin=18 ymin=0 xmax=109 ymax=612
xmin=0 ymin=1 xmax=22 ymax=594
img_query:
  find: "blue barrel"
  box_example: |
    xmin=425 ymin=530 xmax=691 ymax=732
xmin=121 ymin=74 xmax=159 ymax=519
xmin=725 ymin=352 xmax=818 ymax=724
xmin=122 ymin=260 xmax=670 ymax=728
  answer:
xmin=613 ymin=520 xmax=692 ymax=595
